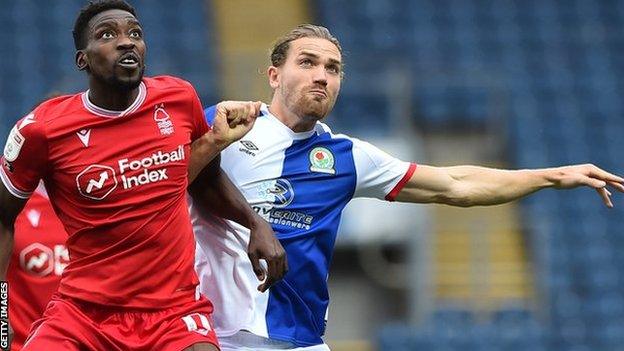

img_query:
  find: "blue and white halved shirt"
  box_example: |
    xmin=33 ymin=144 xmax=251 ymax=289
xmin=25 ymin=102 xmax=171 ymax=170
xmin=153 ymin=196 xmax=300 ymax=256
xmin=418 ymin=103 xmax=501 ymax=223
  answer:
xmin=191 ymin=104 xmax=416 ymax=347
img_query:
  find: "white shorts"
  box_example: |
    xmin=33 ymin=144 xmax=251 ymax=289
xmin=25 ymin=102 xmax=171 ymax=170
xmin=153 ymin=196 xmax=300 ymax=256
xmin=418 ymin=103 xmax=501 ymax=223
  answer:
xmin=218 ymin=331 xmax=331 ymax=351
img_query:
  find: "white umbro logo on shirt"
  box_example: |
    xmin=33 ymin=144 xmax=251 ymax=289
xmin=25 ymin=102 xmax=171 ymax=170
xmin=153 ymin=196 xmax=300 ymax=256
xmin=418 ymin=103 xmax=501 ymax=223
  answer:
xmin=77 ymin=129 xmax=91 ymax=147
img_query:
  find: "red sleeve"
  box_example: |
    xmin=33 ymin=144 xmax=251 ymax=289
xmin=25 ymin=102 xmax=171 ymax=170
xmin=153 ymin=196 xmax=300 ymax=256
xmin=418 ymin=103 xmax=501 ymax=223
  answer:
xmin=1 ymin=112 xmax=48 ymax=199
xmin=187 ymin=84 xmax=210 ymax=141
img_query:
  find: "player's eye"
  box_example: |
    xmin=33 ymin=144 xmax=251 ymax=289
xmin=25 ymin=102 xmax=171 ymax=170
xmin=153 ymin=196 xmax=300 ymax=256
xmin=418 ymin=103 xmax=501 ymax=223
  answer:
xmin=300 ymin=59 xmax=313 ymax=68
xmin=129 ymin=29 xmax=142 ymax=39
xmin=100 ymin=31 xmax=115 ymax=39
xmin=327 ymin=65 xmax=340 ymax=75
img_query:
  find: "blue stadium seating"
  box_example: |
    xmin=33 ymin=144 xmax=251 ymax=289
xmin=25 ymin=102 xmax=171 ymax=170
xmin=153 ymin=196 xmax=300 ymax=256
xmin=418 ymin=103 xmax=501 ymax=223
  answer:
xmin=316 ymin=0 xmax=624 ymax=349
xmin=0 ymin=0 xmax=219 ymax=141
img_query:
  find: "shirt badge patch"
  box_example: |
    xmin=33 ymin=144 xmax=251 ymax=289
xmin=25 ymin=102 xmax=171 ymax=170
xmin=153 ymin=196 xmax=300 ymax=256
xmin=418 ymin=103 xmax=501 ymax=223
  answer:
xmin=309 ymin=147 xmax=336 ymax=174
xmin=4 ymin=126 xmax=25 ymax=162
xmin=154 ymin=104 xmax=174 ymax=136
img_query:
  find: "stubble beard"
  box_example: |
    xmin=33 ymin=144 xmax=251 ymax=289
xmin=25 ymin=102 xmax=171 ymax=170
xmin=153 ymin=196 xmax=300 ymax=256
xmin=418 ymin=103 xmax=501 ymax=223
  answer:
xmin=92 ymin=64 xmax=145 ymax=93
xmin=287 ymin=89 xmax=332 ymax=121
xmin=111 ymin=65 xmax=145 ymax=92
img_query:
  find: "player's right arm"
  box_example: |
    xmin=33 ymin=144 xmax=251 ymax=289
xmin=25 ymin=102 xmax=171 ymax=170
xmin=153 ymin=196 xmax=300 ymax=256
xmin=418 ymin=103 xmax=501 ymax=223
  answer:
xmin=1 ymin=111 xmax=49 ymax=279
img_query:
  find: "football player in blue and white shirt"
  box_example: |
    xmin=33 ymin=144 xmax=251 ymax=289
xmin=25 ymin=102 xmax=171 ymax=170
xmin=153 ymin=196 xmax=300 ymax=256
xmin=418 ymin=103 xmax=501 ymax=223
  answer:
xmin=189 ymin=24 xmax=624 ymax=351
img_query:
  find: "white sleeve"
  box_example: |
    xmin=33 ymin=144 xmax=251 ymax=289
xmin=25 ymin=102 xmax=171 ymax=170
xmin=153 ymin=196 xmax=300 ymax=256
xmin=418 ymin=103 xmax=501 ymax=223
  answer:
xmin=352 ymin=137 xmax=416 ymax=201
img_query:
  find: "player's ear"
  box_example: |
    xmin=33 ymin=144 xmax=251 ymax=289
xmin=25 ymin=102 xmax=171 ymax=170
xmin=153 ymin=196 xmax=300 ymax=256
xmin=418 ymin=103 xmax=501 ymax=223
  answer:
xmin=268 ymin=66 xmax=280 ymax=89
xmin=76 ymin=50 xmax=88 ymax=71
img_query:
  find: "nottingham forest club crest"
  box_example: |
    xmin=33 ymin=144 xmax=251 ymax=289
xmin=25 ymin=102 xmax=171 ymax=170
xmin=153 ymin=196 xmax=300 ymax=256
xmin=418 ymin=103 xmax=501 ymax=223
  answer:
xmin=309 ymin=147 xmax=335 ymax=175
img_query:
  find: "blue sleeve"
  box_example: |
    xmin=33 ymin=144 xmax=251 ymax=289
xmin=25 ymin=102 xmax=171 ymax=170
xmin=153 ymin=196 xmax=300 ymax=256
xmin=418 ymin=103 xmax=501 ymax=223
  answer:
xmin=204 ymin=105 xmax=217 ymax=127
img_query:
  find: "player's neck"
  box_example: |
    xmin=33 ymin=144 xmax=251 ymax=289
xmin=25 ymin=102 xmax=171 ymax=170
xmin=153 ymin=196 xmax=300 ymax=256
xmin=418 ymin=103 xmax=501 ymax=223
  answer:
xmin=269 ymin=100 xmax=316 ymax=133
xmin=87 ymin=79 xmax=141 ymax=111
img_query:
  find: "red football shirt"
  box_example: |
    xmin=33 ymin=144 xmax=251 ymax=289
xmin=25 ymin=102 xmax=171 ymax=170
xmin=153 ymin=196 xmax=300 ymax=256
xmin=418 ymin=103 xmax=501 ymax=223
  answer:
xmin=0 ymin=76 xmax=210 ymax=308
xmin=8 ymin=187 xmax=68 ymax=351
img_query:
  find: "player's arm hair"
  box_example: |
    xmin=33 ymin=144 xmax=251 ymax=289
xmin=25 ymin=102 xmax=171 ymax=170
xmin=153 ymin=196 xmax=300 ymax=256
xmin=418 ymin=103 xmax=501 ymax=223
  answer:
xmin=0 ymin=183 xmax=26 ymax=279
xmin=188 ymin=154 xmax=259 ymax=228
xmin=395 ymin=165 xmax=553 ymax=207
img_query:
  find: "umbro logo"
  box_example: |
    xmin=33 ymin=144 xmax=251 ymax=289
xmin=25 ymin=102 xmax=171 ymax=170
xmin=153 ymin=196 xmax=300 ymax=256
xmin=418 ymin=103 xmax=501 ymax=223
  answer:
xmin=239 ymin=140 xmax=258 ymax=156
xmin=241 ymin=140 xmax=258 ymax=151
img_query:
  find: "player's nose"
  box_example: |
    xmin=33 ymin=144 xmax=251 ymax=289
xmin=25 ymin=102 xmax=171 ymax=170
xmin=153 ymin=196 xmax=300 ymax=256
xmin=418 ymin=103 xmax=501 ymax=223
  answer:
xmin=312 ymin=67 xmax=328 ymax=85
xmin=116 ymin=34 xmax=136 ymax=50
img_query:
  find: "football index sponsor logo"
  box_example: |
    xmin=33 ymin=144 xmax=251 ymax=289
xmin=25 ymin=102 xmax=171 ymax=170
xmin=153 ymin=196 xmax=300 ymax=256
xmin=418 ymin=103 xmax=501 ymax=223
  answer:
xmin=20 ymin=243 xmax=68 ymax=277
xmin=76 ymin=145 xmax=186 ymax=200
xmin=118 ymin=145 xmax=184 ymax=189
xmin=76 ymin=165 xmax=118 ymax=200
xmin=0 ymin=281 xmax=7 ymax=350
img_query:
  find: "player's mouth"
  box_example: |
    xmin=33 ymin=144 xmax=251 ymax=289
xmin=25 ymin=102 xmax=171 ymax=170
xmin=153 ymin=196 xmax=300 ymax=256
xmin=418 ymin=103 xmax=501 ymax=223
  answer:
xmin=309 ymin=89 xmax=327 ymax=98
xmin=117 ymin=52 xmax=140 ymax=70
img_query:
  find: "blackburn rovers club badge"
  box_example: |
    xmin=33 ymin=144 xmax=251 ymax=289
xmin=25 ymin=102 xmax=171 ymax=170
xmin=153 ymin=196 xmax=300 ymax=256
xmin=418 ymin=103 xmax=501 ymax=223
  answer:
xmin=309 ymin=147 xmax=335 ymax=174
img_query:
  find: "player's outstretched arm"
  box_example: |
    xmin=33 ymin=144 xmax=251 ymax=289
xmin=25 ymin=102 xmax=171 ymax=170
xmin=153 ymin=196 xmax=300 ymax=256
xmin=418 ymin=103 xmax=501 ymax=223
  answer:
xmin=188 ymin=101 xmax=261 ymax=183
xmin=395 ymin=164 xmax=624 ymax=208
xmin=189 ymin=155 xmax=288 ymax=292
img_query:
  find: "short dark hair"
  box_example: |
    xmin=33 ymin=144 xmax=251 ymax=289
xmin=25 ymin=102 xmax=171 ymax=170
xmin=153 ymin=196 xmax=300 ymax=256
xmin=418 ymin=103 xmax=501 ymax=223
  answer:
xmin=270 ymin=24 xmax=342 ymax=68
xmin=72 ymin=0 xmax=137 ymax=50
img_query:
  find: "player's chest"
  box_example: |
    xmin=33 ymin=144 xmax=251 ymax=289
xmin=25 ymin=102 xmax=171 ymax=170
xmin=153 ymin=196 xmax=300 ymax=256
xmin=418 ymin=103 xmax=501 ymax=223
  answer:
xmin=226 ymin=135 xmax=357 ymax=215
xmin=47 ymin=107 xmax=194 ymax=199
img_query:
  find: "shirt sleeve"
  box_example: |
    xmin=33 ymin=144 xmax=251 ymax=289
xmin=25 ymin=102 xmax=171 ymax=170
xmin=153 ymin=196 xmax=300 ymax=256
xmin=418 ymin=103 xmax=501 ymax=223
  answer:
xmin=188 ymin=84 xmax=211 ymax=141
xmin=204 ymin=105 xmax=217 ymax=127
xmin=352 ymin=137 xmax=417 ymax=201
xmin=1 ymin=112 xmax=48 ymax=199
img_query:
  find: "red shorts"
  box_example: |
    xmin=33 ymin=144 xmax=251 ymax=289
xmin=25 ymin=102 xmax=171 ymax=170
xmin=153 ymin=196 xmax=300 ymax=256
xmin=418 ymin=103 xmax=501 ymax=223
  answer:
xmin=21 ymin=293 xmax=220 ymax=351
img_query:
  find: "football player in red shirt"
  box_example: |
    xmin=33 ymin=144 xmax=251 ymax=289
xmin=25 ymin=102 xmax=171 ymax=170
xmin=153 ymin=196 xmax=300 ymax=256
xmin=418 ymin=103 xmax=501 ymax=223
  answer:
xmin=0 ymin=1 xmax=285 ymax=350
xmin=8 ymin=184 xmax=68 ymax=351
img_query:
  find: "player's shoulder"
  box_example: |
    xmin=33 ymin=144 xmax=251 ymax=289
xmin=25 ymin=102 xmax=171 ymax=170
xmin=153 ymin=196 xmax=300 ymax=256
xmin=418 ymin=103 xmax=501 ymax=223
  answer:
xmin=31 ymin=94 xmax=83 ymax=123
xmin=314 ymin=121 xmax=358 ymax=143
xmin=143 ymin=75 xmax=195 ymax=93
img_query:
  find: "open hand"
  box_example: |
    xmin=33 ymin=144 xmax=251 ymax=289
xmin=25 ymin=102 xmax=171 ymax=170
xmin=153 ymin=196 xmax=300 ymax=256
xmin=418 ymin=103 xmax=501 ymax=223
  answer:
xmin=552 ymin=164 xmax=624 ymax=207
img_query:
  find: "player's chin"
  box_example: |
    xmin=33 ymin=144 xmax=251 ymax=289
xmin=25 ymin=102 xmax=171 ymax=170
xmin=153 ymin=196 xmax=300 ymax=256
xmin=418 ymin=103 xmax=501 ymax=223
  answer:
xmin=112 ymin=74 xmax=143 ymax=92
xmin=310 ymin=99 xmax=334 ymax=118
xmin=303 ymin=105 xmax=329 ymax=120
